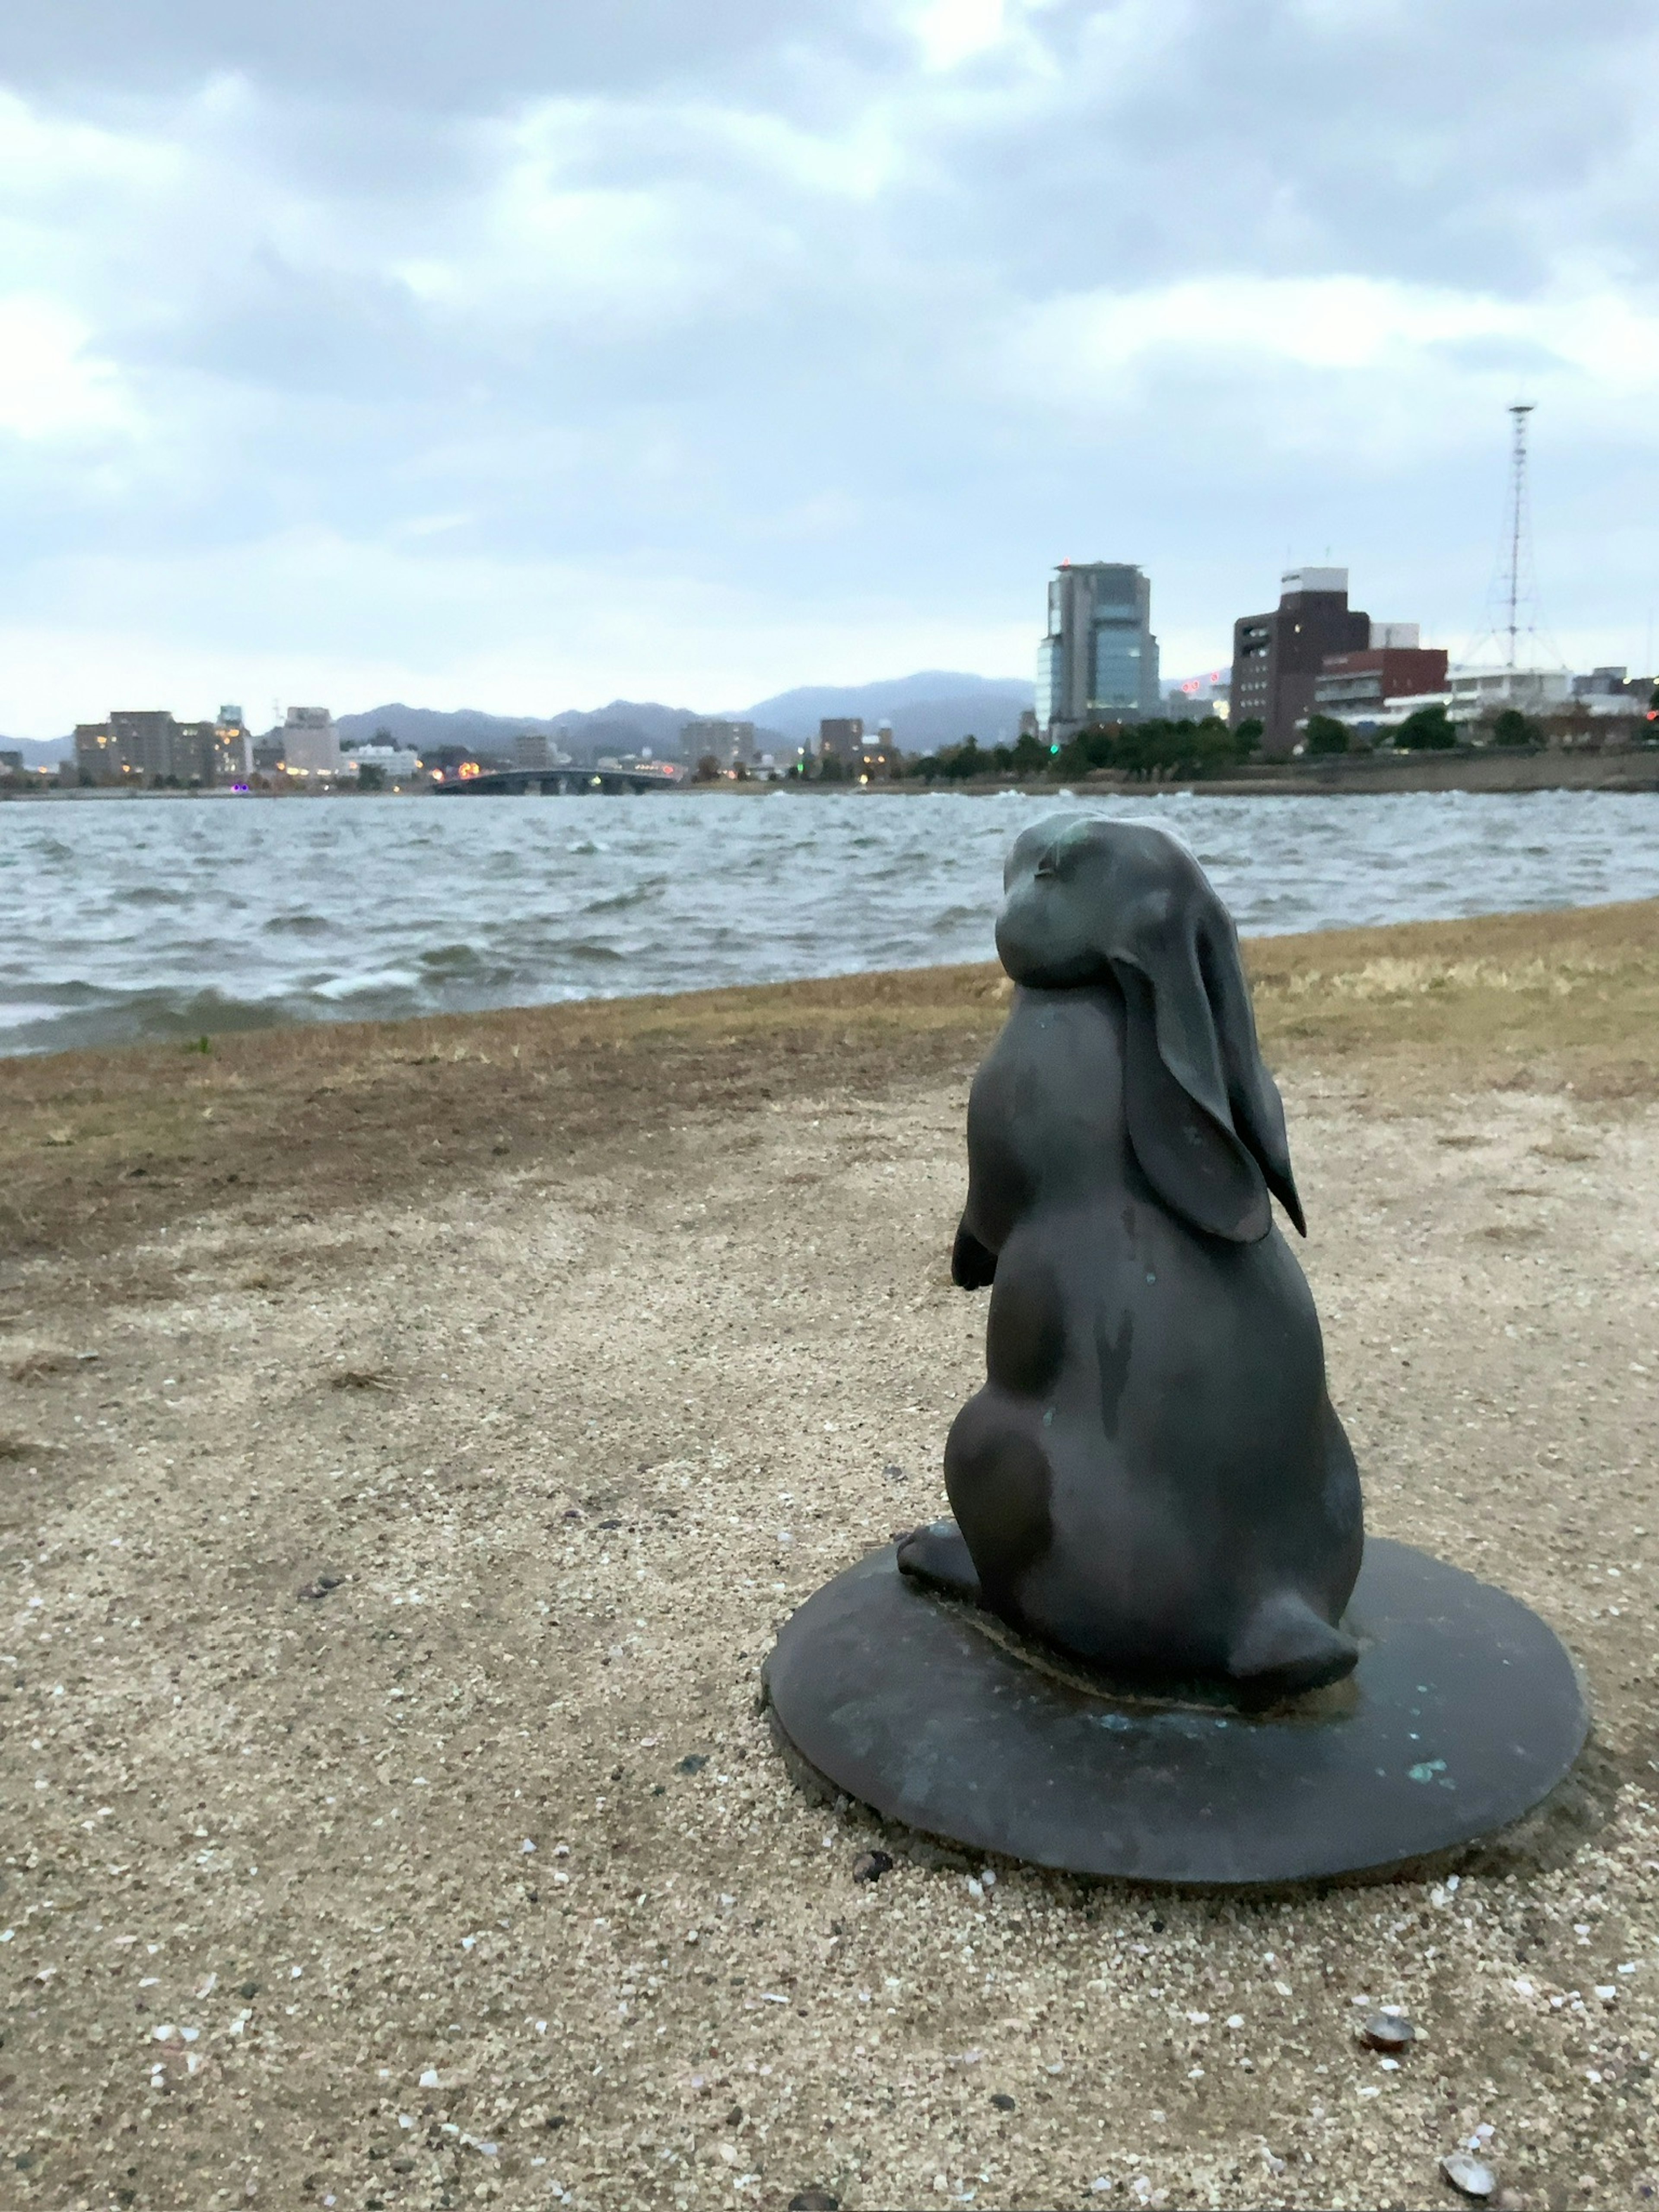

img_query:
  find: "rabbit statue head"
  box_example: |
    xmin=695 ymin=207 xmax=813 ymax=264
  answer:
xmin=996 ymin=814 xmax=1305 ymax=1245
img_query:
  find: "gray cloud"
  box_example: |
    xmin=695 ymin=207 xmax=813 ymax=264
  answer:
xmin=0 ymin=0 xmax=896 ymax=107
xmin=0 ymin=1 xmax=1656 ymax=734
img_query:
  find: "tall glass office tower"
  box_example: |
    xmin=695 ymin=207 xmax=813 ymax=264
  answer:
xmin=1036 ymin=563 xmax=1159 ymax=737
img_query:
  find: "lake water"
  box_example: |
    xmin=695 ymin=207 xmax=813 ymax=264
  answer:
xmin=3 ymin=786 xmax=1656 ymax=1057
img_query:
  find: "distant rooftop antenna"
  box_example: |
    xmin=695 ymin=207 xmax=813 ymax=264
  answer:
xmin=1464 ymin=400 xmax=1560 ymax=671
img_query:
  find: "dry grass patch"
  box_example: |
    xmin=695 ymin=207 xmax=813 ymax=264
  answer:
xmin=1244 ymin=897 xmax=1659 ymax=1088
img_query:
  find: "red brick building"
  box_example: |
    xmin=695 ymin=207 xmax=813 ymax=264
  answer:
xmin=1314 ymin=644 xmax=1449 ymax=721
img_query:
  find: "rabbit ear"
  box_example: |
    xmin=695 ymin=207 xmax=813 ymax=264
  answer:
xmin=1193 ymin=910 xmax=1306 ymax=1238
xmin=1108 ymin=900 xmax=1304 ymax=1244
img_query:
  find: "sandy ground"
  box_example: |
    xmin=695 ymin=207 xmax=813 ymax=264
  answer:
xmin=4 ymin=917 xmax=1659 ymax=2212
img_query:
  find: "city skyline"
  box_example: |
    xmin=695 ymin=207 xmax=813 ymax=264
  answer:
xmin=18 ymin=604 xmax=1651 ymax=756
xmin=2 ymin=4 xmax=1657 ymax=736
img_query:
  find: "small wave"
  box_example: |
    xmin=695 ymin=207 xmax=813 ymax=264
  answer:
xmin=416 ymin=943 xmax=495 ymax=976
xmin=929 ymin=903 xmax=994 ymax=934
xmin=585 ymin=878 xmax=666 ymax=913
xmin=263 ymin=912 xmax=332 ymax=936
xmin=0 ymin=976 xmax=112 ymax=1012
xmin=116 ymin=882 xmax=192 ymax=907
xmin=566 ymin=838 xmax=610 ymax=855
xmin=0 ymin=983 xmax=306 ymax=1056
xmin=313 ymin=967 xmax=424 ymax=1001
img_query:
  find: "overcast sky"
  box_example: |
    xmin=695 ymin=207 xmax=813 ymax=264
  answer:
xmin=1 ymin=0 xmax=1656 ymax=734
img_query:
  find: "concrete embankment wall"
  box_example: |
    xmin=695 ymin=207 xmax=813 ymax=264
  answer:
xmin=1191 ymin=750 xmax=1659 ymax=797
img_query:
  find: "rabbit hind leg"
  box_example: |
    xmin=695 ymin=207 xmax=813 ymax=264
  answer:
xmin=939 ymin=1389 xmax=1054 ymax=1618
xmin=1226 ymin=1588 xmax=1358 ymax=1700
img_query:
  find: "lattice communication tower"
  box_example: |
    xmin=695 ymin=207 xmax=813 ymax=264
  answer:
xmin=1503 ymin=402 xmax=1534 ymax=670
xmin=1466 ymin=400 xmax=1558 ymax=670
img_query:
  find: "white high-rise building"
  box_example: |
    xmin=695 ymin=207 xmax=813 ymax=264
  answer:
xmin=283 ymin=706 xmax=341 ymax=775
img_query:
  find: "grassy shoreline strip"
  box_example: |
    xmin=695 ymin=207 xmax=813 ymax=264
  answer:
xmin=2 ymin=899 xmax=1655 ymax=1269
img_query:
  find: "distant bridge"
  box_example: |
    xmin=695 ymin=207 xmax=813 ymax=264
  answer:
xmin=432 ymin=766 xmax=682 ymax=797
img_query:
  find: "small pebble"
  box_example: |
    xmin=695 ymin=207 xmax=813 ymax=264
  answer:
xmin=1441 ymin=2151 xmax=1496 ymax=2200
xmin=852 ymin=1850 xmax=893 ymax=1884
xmin=1360 ymin=2009 xmax=1416 ymax=2053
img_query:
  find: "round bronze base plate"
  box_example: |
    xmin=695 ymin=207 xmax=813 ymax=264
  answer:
xmin=763 ymin=1538 xmax=1588 ymax=1887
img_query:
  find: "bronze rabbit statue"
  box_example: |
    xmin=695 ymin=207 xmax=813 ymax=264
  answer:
xmin=899 ymin=814 xmax=1364 ymax=1700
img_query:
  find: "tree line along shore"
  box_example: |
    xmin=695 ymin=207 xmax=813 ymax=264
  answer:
xmin=698 ymin=749 xmax=1659 ymax=796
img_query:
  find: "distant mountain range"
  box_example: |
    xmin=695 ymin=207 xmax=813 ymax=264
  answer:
xmin=1 ymin=734 xmax=75 ymax=766
xmin=741 ymin=673 xmax=1033 ymax=749
xmin=334 ymin=700 xmax=695 ymax=763
xmin=339 ymin=672 xmax=1034 ymax=763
